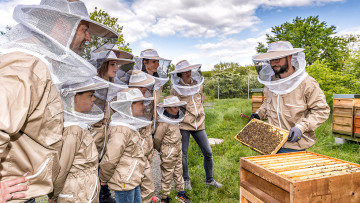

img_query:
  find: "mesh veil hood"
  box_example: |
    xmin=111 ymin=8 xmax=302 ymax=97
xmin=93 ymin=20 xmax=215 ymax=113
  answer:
xmin=0 ymin=0 xmax=119 ymax=91
xmin=61 ymin=78 xmax=108 ymax=130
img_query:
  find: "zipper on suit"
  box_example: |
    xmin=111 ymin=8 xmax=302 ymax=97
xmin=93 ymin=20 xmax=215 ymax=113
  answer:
xmin=192 ymin=95 xmax=198 ymax=130
xmin=276 ymin=94 xmax=282 ymax=129
xmin=26 ymin=157 xmax=51 ymax=180
xmin=166 ymin=147 xmax=174 ymax=159
xmin=126 ymin=160 xmax=138 ymax=181
xmin=88 ymin=176 xmax=99 ymax=203
xmin=100 ymin=101 xmax=111 ymax=159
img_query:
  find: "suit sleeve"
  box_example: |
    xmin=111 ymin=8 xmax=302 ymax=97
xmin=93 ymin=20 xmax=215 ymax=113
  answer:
xmin=0 ymin=55 xmax=46 ymax=154
xmin=99 ymin=128 xmax=129 ymax=182
xmin=153 ymin=123 xmax=168 ymax=152
xmin=52 ymin=128 xmax=80 ymax=200
xmin=295 ymin=79 xmax=330 ymax=134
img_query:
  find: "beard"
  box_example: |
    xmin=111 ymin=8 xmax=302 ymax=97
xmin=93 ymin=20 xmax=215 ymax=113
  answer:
xmin=271 ymin=59 xmax=289 ymax=77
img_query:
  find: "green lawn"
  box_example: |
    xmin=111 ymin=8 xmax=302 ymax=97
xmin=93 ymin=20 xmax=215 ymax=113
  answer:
xmin=170 ymin=98 xmax=360 ymax=203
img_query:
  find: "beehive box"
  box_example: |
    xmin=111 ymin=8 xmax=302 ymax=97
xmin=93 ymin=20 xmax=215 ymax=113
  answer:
xmin=234 ymin=119 xmax=288 ymax=155
xmin=251 ymin=89 xmax=265 ymax=113
xmin=332 ymin=94 xmax=360 ymax=136
xmin=354 ymin=107 xmax=360 ymax=137
xmin=240 ymin=151 xmax=360 ymax=203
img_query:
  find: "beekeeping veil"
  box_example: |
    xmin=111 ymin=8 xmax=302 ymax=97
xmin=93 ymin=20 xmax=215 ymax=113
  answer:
xmin=61 ymin=77 xmax=108 ymax=130
xmin=133 ymin=49 xmax=170 ymax=91
xmin=110 ymin=88 xmax=154 ymax=130
xmin=170 ymin=60 xmax=204 ymax=96
xmin=157 ymin=96 xmax=187 ymax=125
xmin=0 ymin=0 xmax=119 ymax=91
xmin=252 ymin=41 xmax=308 ymax=95
xmin=90 ymin=48 xmax=134 ymax=103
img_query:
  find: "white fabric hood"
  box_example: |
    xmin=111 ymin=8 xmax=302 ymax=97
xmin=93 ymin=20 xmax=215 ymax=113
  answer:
xmin=0 ymin=0 xmax=119 ymax=91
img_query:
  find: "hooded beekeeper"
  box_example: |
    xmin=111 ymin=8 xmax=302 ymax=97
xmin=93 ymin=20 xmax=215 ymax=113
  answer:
xmin=0 ymin=0 xmax=118 ymax=201
xmin=251 ymin=41 xmax=330 ymax=153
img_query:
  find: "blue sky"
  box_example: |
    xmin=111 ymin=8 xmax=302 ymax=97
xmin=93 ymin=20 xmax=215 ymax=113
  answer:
xmin=1 ymin=0 xmax=359 ymax=71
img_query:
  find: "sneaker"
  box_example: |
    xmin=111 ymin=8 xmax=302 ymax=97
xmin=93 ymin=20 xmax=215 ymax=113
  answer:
xmin=206 ymin=180 xmax=223 ymax=188
xmin=176 ymin=191 xmax=191 ymax=203
xmin=161 ymin=197 xmax=170 ymax=203
xmin=99 ymin=185 xmax=116 ymax=203
xmin=152 ymin=196 xmax=160 ymax=202
xmin=184 ymin=180 xmax=192 ymax=190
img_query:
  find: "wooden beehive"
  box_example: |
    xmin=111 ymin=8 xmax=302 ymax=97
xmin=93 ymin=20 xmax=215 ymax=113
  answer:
xmin=251 ymin=89 xmax=265 ymax=113
xmin=234 ymin=119 xmax=288 ymax=155
xmin=354 ymin=107 xmax=360 ymax=138
xmin=240 ymin=151 xmax=360 ymax=203
xmin=332 ymin=94 xmax=360 ymax=136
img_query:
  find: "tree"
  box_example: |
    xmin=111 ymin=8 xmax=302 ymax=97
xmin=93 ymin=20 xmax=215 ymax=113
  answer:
xmin=256 ymin=16 xmax=356 ymax=70
xmin=85 ymin=7 xmax=131 ymax=58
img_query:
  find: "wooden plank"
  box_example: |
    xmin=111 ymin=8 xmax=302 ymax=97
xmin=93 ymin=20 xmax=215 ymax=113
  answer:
xmin=240 ymin=187 xmax=264 ymax=203
xmin=355 ymin=107 xmax=360 ymax=116
xmin=333 ymin=98 xmax=355 ymax=107
xmin=240 ymin=158 xmax=291 ymax=192
xmin=332 ymin=123 xmax=353 ymax=135
xmin=333 ymin=106 xmax=354 ymax=115
xmin=241 ymin=180 xmax=286 ymax=203
xmin=333 ymin=115 xmax=354 ymax=124
xmin=292 ymin=172 xmax=360 ymax=203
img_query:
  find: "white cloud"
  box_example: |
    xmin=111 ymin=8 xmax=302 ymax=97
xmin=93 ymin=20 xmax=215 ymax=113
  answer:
xmin=139 ymin=41 xmax=154 ymax=50
xmin=0 ymin=0 xmax=345 ymax=41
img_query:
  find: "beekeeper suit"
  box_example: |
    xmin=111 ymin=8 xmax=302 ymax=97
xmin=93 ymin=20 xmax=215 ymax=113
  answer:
xmin=153 ymin=96 xmax=187 ymax=200
xmin=128 ymin=70 xmax=157 ymax=203
xmin=53 ymin=78 xmax=108 ymax=202
xmin=252 ymin=41 xmax=330 ymax=152
xmin=0 ymin=0 xmax=118 ymax=200
xmin=99 ymin=88 xmax=153 ymax=196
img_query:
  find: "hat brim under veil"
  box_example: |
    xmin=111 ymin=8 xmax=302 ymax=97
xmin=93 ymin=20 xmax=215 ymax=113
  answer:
xmin=157 ymin=107 xmax=185 ymax=125
xmin=254 ymin=52 xmax=308 ymax=95
xmin=1 ymin=1 xmax=119 ymax=91
xmin=170 ymin=67 xmax=204 ymax=96
xmin=109 ymin=98 xmax=154 ymax=130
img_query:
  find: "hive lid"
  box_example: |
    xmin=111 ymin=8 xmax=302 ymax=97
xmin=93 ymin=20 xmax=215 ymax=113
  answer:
xmin=251 ymin=88 xmax=264 ymax=93
xmin=333 ymin=94 xmax=360 ymax=99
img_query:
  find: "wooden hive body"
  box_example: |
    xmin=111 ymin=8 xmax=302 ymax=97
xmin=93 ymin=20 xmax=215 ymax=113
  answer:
xmin=240 ymin=151 xmax=360 ymax=203
xmin=332 ymin=94 xmax=360 ymax=140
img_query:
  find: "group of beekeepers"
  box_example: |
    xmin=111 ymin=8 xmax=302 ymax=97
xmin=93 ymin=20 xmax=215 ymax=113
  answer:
xmin=0 ymin=0 xmax=330 ymax=202
xmin=0 ymin=0 xmax=224 ymax=203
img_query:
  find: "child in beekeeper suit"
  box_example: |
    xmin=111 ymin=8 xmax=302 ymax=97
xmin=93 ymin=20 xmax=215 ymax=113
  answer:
xmin=99 ymin=88 xmax=154 ymax=203
xmin=51 ymin=78 xmax=108 ymax=202
xmin=153 ymin=96 xmax=191 ymax=203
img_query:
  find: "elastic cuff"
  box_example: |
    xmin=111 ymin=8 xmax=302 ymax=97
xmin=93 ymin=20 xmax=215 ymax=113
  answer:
xmin=295 ymin=124 xmax=306 ymax=134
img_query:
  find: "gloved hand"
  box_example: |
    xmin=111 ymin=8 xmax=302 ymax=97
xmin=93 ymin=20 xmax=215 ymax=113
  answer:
xmin=288 ymin=127 xmax=302 ymax=142
xmin=248 ymin=113 xmax=260 ymax=123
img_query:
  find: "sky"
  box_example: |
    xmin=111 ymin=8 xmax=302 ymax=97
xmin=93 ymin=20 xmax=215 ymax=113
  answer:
xmin=1 ymin=0 xmax=360 ymax=71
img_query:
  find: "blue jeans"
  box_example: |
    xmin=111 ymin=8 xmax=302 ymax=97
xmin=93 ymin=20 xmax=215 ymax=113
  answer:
xmin=180 ymin=129 xmax=214 ymax=182
xmin=115 ymin=185 xmax=142 ymax=203
xmin=277 ymin=148 xmax=304 ymax=154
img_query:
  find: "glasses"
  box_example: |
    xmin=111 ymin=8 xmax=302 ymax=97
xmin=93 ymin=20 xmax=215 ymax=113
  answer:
xmin=269 ymin=57 xmax=286 ymax=63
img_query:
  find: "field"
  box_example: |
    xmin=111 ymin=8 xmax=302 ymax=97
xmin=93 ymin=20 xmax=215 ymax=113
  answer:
xmin=172 ymin=98 xmax=360 ymax=203
xmin=34 ymin=98 xmax=360 ymax=203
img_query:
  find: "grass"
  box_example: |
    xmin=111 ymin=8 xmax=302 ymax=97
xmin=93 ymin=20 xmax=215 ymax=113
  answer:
xmin=34 ymin=98 xmax=360 ymax=202
xmin=165 ymin=98 xmax=360 ymax=202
